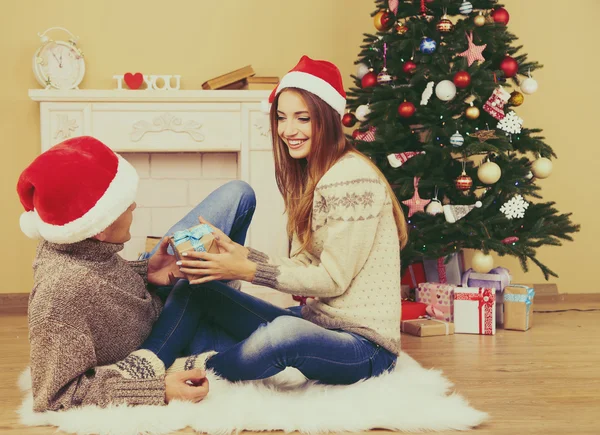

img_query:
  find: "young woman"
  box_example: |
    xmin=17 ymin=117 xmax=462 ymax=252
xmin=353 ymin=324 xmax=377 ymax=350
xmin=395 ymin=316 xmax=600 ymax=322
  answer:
xmin=161 ymin=55 xmax=409 ymax=385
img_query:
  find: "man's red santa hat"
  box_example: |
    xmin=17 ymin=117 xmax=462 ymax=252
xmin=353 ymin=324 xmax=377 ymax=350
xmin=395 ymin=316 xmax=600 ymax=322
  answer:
xmin=17 ymin=136 xmax=138 ymax=244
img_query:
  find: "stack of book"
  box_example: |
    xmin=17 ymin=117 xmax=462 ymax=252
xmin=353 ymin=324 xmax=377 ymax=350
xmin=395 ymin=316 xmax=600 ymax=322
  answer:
xmin=201 ymin=65 xmax=278 ymax=90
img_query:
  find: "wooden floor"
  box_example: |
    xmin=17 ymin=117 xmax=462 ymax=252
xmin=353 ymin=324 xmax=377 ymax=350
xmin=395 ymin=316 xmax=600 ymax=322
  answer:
xmin=1 ymin=299 xmax=600 ymax=434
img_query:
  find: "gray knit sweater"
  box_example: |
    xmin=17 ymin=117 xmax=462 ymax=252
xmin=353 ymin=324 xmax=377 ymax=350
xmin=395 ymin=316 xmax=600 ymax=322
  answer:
xmin=249 ymin=154 xmax=402 ymax=355
xmin=28 ymin=239 xmax=165 ymax=412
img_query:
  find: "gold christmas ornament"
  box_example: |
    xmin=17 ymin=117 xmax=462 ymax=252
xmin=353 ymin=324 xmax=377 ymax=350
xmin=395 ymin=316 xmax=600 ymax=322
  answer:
xmin=465 ymin=104 xmax=480 ymax=119
xmin=472 ymin=251 xmax=494 ymax=273
xmin=509 ymin=91 xmax=524 ymax=106
xmin=531 ymin=157 xmax=553 ymax=179
xmin=474 ymin=13 xmax=486 ymax=27
xmin=477 ymin=161 xmax=502 ymax=184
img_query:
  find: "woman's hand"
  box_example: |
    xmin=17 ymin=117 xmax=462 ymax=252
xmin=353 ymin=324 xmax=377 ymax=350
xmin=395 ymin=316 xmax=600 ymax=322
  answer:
xmin=177 ymin=235 xmax=257 ymax=285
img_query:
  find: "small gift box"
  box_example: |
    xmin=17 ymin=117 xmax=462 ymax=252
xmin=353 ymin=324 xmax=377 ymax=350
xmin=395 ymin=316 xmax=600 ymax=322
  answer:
xmin=462 ymin=267 xmax=511 ymax=327
xmin=401 ymin=300 xmax=428 ymax=321
xmin=401 ymin=262 xmax=426 ymax=288
xmin=415 ymin=283 xmax=456 ymax=322
xmin=168 ymin=224 xmax=219 ymax=278
xmin=423 ymin=252 xmax=465 ymax=285
xmin=503 ymin=285 xmax=535 ymax=331
xmin=401 ymin=318 xmax=455 ymax=337
xmin=453 ymin=287 xmax=496 ymax=335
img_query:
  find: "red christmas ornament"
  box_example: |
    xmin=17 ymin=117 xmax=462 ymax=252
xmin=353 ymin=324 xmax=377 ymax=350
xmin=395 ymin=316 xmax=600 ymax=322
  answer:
xmin=402 ymin=60 xmax=417 ymax=75
xmin=398 ymin=101 xmax=416 ymax=118
xmin=342 ymin=113 xmax=357 ymax=128
xmin=352 ymin=129 xmax=361 ymax=139
xmin=453 ymin=71 xmax=471 ymax=88
xmin=361 ymin=71 xmax=378 ymax=88
xmin=374 ymin=10 xmax=391 ymax=31
xmin=500 ymin=56 xmax=519 ymax=78
xmin=492 ymin=7 xmax=510 ymax=25
xmin=501 ymin=236 xmax=519 ymax=244
xmin=396 ymin=24 xmax=409 ymax=35
xmin=455 ymin=172 xmax=473 ymax=191
xmin=436 ymin=17 xmax=453 ymax=33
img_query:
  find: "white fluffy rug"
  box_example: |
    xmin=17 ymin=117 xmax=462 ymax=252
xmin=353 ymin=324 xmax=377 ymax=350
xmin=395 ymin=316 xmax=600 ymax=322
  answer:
xmin=17 ymin=353 xmax=487 ymax=434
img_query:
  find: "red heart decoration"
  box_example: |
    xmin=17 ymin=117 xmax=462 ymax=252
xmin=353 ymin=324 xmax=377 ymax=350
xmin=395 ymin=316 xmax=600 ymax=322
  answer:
xmin=124 ymin=72 xmax=144 ymax=90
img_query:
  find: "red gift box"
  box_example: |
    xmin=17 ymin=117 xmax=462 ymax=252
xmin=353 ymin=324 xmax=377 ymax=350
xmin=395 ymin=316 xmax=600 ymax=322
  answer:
xmin=401 ymin=263 xmax=426 ymax=288
xmin=401 ymin=300 xmax=428 ymax=321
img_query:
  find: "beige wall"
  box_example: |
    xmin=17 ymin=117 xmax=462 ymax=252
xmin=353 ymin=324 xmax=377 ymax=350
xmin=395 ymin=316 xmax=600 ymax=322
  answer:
xmin=2 ymin=0 xmax=597 ymax=294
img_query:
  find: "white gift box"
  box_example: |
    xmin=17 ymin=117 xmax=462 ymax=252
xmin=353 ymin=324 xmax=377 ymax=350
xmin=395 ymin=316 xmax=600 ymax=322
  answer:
xmin=453 ymin=287 xmax=496 ymax=335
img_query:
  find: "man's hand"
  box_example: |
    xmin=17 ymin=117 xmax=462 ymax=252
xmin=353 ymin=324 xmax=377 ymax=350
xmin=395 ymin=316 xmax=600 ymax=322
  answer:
xmin=165 ymin=369 xmax=209 ymax=403
xmin=147 ymin=238 xmax=184 ymax=286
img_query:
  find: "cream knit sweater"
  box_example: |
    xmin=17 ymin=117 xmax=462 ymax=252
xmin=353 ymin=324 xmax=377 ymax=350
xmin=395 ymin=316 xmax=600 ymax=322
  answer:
xmin=249 ymin=154 xmax=402 ymax=354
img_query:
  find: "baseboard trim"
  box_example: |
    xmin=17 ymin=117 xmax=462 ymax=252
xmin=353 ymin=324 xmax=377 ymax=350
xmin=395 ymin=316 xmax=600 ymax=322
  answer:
xmin=0 ymin=293 xmax=28 ymax=315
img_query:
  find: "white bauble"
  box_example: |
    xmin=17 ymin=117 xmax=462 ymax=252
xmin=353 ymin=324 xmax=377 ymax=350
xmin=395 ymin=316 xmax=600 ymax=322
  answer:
xmin=450 ymin=131 xmax=464 ymax=147
xmin=459 ymin=1 xmax=474 ymax=15
xmin=426 ymin=200 xmax=444 ymax=215
xmin=357 ymin=63 xmax=370 ymax=80
xmin=472 ymin=251 xmax=494 ymax=273
xmin=531 ymin=157 xmax=552 ymax=179
xmin=355 ymin=104 xmax=371 ymax=121
xmin=521 ymin=77 xmax=538 ymax=94
xmin=477 ymin=161 xmax=502 ymax=184
xmin=435 ymin=80 xmax=457 ymax=101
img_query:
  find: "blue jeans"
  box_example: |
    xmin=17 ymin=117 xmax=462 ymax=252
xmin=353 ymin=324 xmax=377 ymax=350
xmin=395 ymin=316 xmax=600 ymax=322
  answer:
xmin=140 ymin=180 xmax=256 ymax=368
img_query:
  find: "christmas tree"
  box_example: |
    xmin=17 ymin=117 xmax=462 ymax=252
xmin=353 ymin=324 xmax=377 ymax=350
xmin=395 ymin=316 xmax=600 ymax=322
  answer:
xmin=346 ymin=0 xmax=579 ymax=279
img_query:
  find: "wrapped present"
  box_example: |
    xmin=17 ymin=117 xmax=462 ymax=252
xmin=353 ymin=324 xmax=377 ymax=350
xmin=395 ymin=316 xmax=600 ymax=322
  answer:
xmin=401 ymin=262 xmax=426 ymax=288
xmin=416 ymin=283 xmax=455 ymax=322
xmin=453 ymin=287 xmax=496 ymax=335
xmin=168 ymin=224 xmax=219 ymax=279
xmin=401 ymin=300 xmax=428 ymax=321
xmin=503 ymin=285 xmax=535 ymax=331
xmin=401 ymin=318 xmax=455 ymax=337
xmin=462 ymin=266 xmax=511 ymax=327
xmin=423 ymin=252 xmax=465 ymax=285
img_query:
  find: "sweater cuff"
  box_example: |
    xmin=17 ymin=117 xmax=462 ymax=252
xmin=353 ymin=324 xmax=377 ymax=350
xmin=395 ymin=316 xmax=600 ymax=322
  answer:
xmin=251 ymin=263 xmax=280 ymax=289
xmin=247 ymin=247 xmax=270 ymax=264
xmin=111 ymin=378 xmax=166 ymax=406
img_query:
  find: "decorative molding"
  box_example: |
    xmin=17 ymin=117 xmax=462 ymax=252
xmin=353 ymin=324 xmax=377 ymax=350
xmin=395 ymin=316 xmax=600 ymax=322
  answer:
xmin=253 ymin=119 xmax=270 ymax=137
xmin=54 ymin=114 xmax=78 ymax=140
xmin=130 ymin=112 xmax=205 ymax=142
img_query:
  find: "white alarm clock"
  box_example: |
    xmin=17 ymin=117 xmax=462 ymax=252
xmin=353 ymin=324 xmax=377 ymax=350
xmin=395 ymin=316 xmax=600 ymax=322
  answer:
xmin=33 ymin=27 xmax=85 ymax=90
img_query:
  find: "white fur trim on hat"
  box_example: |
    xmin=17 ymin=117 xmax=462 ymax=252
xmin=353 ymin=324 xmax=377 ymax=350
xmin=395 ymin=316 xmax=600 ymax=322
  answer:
xmin=274 ymin=71 xmax=346 ymax=117
xmin=20 ymin=211 xmax=41 ymax=239
xmin=28 ymin=156 xmax=139 ymax=244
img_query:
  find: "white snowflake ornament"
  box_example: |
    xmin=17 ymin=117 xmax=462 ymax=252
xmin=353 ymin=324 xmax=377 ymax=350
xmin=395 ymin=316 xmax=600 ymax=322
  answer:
xmin=500 ymin=194 xmax=529 ymax=219
xmin=497 ymin=111 xmax=523 ymax=134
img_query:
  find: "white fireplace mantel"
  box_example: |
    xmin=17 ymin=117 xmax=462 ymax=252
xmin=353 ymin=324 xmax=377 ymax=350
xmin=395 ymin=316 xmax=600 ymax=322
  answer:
xmin=28 ymin=90 xmax=289 ymax=294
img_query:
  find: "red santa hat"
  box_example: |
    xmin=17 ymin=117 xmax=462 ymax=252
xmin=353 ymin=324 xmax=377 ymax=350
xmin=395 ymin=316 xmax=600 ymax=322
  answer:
xmin=17 ymin=136 xmax=139 ymax=244
xmin=267 ymin=55 xmax=347 ymax=117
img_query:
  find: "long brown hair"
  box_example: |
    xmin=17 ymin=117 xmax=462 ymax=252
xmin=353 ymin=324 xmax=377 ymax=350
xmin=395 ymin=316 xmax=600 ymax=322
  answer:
xmin=270 ymin=88 xmax=408 ymax=253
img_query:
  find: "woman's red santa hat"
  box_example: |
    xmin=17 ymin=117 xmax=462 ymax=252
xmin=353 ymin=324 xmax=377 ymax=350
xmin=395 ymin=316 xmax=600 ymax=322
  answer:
xmin=267 ymin=55 xmax=347 ymax=117
xmin=17 ymin=136 xmax=138 ymax=244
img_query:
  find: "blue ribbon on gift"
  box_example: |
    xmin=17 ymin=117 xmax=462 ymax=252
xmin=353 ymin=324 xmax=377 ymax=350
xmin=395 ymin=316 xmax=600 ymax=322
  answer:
xmin=504 ymin=287 xmax=535 ymax=328
xmin=173 ymin=224 xmax=213 ymax=253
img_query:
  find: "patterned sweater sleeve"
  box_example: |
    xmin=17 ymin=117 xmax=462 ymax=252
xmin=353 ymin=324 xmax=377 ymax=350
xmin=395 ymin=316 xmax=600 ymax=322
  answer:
xmin=251 ymin=174 xmax=388 ymax=297
xmin=29 ymin=320 xmax=165 ymax=412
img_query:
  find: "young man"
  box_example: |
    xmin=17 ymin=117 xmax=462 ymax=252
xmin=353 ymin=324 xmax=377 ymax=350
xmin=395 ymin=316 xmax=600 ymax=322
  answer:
xmin=17 ymin=136 xmax=256 ymax=411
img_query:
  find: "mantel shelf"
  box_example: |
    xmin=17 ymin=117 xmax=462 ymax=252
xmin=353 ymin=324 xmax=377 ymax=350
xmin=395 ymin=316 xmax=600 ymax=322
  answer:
xmin=28 ymin=89 xmax=271 ymax=103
